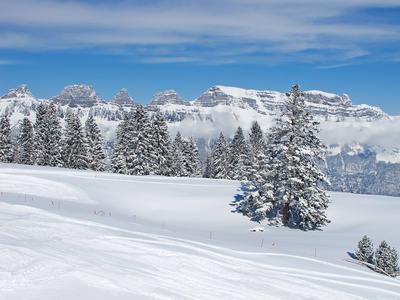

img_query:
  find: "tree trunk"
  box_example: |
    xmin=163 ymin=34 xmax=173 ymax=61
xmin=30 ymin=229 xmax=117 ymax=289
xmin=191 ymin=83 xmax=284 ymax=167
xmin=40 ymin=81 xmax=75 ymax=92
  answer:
xmin=282 ymin=203 xmax=290 ymax=223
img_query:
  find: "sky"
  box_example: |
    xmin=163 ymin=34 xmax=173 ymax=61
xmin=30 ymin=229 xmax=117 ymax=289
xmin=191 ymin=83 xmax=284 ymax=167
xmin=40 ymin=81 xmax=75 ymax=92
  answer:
xmin=0 ymin=0 xmax=399 ymax=114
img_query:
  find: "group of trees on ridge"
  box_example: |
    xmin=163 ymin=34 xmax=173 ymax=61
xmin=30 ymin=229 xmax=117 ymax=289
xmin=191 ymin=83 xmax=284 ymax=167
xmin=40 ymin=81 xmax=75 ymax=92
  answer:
xmin=0 ymin=85 xmax=331 ymax=230
xmin=0 ymin=102 xmax=106 ymax=171
xmin=355 ymin=235 xmax=399 ymax=277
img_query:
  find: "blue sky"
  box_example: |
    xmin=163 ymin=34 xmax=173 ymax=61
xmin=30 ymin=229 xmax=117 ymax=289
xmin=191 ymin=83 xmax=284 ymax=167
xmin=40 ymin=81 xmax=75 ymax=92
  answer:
xmin=0 ymin=0 xmax=399 ymax=114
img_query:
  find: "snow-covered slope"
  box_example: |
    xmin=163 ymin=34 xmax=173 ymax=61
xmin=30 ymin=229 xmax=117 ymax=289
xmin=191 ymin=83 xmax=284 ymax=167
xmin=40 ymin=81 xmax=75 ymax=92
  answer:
xmin=0 ymin=163 xmax=399 ymax=299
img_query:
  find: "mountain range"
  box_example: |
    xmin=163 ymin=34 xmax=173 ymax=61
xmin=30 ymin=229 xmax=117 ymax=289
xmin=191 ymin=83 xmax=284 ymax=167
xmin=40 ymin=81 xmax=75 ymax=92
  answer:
xmin=1 ymin=84 xmax=400 ymax=196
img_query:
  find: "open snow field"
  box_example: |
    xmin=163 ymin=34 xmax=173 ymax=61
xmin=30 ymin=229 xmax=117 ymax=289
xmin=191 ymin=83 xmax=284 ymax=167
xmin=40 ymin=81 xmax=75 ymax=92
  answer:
xmin=0 ymin=163 xmax=399 ymax=299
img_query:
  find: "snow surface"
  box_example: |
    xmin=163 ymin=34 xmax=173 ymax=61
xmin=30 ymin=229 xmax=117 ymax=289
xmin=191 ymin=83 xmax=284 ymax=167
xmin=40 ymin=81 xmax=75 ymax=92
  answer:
xmin=0 ymin=163 xmax=399 ymax=299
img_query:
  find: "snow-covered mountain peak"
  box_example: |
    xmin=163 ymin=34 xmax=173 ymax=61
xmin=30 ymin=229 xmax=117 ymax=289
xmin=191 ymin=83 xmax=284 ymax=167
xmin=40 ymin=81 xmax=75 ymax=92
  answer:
xmin=192 ymin=85 xmax=266 ymax=110
xmin=110 ymin=88 xmax=137 ymax=107
xmin=1 ymin=84 xmax=35 ymax=100
xmin=50 ymin=84 xmax=107 ymax=108
xmin=303 ymin=90 xmax=353 ymax=107
xmin=147 ymin=90 xmax=188 ymax=106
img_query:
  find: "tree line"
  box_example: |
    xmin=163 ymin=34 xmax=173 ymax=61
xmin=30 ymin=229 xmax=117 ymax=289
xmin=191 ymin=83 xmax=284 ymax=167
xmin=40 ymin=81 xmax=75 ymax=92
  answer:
xmin=0 ymin=102 xmax=106 ymax=171
xmin=110 ymin=105 xmax=202 ymax=177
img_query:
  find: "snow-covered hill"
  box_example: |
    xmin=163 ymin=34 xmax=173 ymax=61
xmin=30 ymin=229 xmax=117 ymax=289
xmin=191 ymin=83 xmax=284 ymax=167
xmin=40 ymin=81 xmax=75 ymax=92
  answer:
xmin=1 ymin=84 xmax=400 ymax=196
xmin=0 ymin=163 xmax=399 ymax=299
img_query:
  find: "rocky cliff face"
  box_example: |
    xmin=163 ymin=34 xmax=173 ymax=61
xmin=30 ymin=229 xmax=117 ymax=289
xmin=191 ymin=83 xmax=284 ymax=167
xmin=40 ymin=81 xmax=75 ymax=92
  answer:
xmin=1 ymin=84 xmax=399 ymax=196
xmin=51 ymin=85 xmax=108 ymax=108
xmin=323 ymin=144 xmax=400 ymax=196
xmin=110 ymin=89 xmax=137 ymax=108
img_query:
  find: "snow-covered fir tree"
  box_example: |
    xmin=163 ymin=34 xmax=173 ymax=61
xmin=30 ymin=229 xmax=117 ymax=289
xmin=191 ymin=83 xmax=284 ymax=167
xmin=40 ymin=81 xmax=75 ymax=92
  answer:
xmin=63 ymin=113 xmax=89 ymax=169
xmin=355 ymin=235 xmax=374 ymax=264
xmin=111 ymin=113 xmax=131 ymax=174
xmin=128 ymin=105 xmax=157 ymax=175
xmin=152 ymin=110 xmax=172 ymax=176
xmin=228 ymin=126 xmax=250 ymax=180
xmin=212 ymin=132 xmax=230 ymax=179
xmin=185 ymin=137 xmax=202 ymax=177
xmin=46 ymin=102 xmax=63 ymax=167
xmin=237 ymin=85 xmax=330 ymax=230
xmin=34 ymin=103 xmax=48 ymax=165
xmin=0 ymin=115 xmax=14 ymax=163
xmin=85 ymin=115 xmax=106 ymax=171
xmin=34 ymin=102 xmax=63 ymax=167
xmin=375 ymin=240 xmax=399 ymax=277
xmin=247 ymin=121 xmax=268 ymax=184
xmin=170 ymin=132 xmax=187 ymax=177
xmin=17 ymin=117 xmax=35 ymax=165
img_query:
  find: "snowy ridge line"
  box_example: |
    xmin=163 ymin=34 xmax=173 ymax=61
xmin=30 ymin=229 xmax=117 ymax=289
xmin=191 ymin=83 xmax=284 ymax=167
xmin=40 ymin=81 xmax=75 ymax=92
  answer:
xmin=0 ymin=191 xmax=326 ymax=260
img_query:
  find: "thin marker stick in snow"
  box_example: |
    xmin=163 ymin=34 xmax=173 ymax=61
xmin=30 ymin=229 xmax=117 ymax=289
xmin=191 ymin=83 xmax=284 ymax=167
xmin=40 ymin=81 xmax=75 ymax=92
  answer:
xmin=315 ymin=248 xmax=317 ymax=257
xmin=210 ymin=231 xmax=212 ymax=240
xmin=261 ymin=239 xmax=264 ymax=248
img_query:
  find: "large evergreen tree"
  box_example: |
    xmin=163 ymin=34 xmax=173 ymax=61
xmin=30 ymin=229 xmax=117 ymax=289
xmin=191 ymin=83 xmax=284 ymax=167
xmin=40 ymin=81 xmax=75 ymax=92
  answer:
xmin=212 ymin=132 xmax=230 ymax=179
xmin=185 ymin=137 xmax=202 ymax=177
xmin=247 ymin=121 xmax=268 ymax=184
xmin=355 ymin=235 xmax=374 ymax=264
xmin=35 ymin=102 xmax=63 ymax=167
xmin=237 ymin=85 xmax=330 ymax=230
xmin=111 ymin=113 xmax=131 ymax=174
xmin=152 ymin=110 xmax=172 ymax=176
xmin=170 ymin=131 xmax=187 ymax=177
xmin=0 ymin=115 xmax=14 ymax=163
xmin=228 ymin=126 xmax=249 ymax=180
xmin=85 ymin=115 xmax=106 ymax=171
xmin=46 ymin=102 xmax=63 ymax=167
xmin=375 ymin=240 xmax=399 ymax=276
xmin=63 ymin=113 xmax=89 ymax=169
xmin=17 ymin=117 xmax=35 ymax=165
xmin=34 ymin=103 xmax=48 ymax=165
xmin=128 ymin=105 xmax=156 ymax=175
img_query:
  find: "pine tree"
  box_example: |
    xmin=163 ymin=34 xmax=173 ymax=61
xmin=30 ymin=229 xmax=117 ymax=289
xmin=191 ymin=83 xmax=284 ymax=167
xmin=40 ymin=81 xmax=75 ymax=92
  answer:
xmin=17 ymin=118 xmax=35 ymax=165
xmin=152 ymin=110 xmax=172 ymax=176
xmin=34 ymin=103 xmax=48 ymax=165
xmin=62 ymin=113 xmax=89 ymax=169
xmin=170 ymin=132 xmax=187 ymax=177
xmin=128 ymin=105 xmax=156 ymax=175
xmin=46 ymin=102 xmax=63 ymax=167
xmin=212 ymin=132 xmax=230 ymax=179
xmin=185 ymin=137 xmax=202 ymax=177
xmin=0 ymin=115 xmax=14 ymax=163
xmin=111 ymin=113 xmax=131 ymax=174
xmin=375 ymin=240 xmax=399 ymax=276
xmin=247 ymin=121 xmax=268 ymax=184
xmin=228 ymin=126 xmax=250 ymax=180
xmin=355 ymin=235 xmax=374 ymax=264
xmin=85 ymin=115 xmax=106 ymax=171
xmin=237 ymin=85 xmax=330 ymax=230
xmin=34 ymin=102 xmax=63 ymax=167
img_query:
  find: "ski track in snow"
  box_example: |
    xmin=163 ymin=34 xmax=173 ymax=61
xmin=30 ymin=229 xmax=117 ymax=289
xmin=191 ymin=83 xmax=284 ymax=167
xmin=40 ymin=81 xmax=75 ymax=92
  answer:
xmin=0 ymin=164 xmax=399 ymax=299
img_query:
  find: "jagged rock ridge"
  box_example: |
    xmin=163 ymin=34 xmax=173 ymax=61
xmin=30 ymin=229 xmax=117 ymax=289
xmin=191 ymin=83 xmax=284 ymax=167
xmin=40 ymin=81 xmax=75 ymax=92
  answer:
xmin=110 ymin=89 xmax=137 ymax=107
xmin=51 ymin=85 xmax=108 ymax=108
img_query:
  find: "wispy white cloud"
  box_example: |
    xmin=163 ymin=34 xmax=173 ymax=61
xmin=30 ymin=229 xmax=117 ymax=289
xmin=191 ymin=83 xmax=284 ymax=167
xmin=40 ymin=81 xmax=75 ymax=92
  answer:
xmin=0 ymin=0 xmax=399 ymax=64
xmin=319 ymin=118 xmax=400 ymax=149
